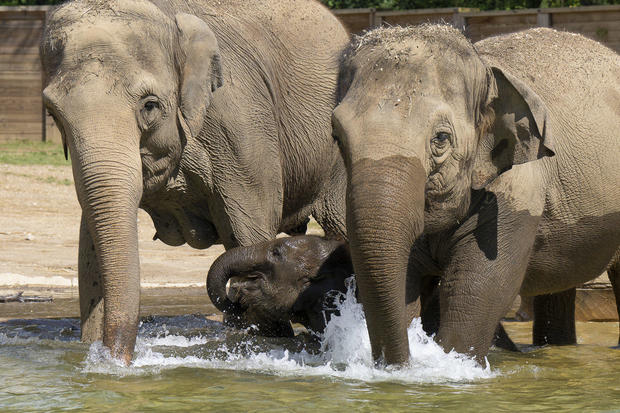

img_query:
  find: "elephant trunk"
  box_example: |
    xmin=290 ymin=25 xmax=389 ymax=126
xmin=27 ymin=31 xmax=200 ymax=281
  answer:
xmin=206 ymin=244 xmax=261 ymax=313
xmin=346 ymin=155 xmax=426 ymax=366
xmin=70 ymin=119 xmax=143 ymax=365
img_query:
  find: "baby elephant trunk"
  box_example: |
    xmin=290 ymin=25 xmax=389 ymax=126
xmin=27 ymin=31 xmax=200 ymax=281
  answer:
xmin=206 ymin=245 xmax=262 ymax=314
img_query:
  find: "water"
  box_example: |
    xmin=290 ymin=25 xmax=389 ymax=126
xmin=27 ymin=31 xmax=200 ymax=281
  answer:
xmin=1 ymin=285 xmax=619 ymax=412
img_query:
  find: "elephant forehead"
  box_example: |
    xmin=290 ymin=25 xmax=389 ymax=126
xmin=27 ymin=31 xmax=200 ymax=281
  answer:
xmin=61 ymin=20 xmax=171 ymax=70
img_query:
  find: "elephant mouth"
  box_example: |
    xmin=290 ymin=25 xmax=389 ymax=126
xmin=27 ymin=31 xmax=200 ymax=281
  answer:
xmin=144 ymin=204 xmax=220 ymax=249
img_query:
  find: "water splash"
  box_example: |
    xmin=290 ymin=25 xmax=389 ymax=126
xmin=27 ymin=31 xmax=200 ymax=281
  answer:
xmin=82 ymin=278 xmax=496 ymax=382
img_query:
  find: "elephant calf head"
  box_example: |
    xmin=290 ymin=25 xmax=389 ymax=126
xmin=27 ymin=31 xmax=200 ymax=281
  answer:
xmin=206 ymin=236 xmax=353 ymax=337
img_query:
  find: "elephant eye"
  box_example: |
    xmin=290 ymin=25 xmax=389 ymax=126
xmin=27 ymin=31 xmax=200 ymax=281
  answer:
xmin=138 ymin=97 xmax=162 ymax=130
xmin=432 ymin=132 xmax=451 ymax=145
xmin=431 ymin=131 xmax=452 ymax=153
xmin=144 ymin=101 xmax=159 ymax=111
xmin=271 ymin=246 xmax=284 ymax=260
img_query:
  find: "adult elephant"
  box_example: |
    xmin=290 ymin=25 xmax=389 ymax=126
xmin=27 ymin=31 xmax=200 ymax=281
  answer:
xmin=40 ymin=0 xmax=348 ymax=364
xmin=332 ymin=25 xmax=620 ymax=365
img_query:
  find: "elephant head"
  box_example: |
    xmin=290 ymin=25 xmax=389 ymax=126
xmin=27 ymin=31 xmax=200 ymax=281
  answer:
xmin=40 ymin=1 xmax=222 ymax=363
xmin=333 ymin=25 xmax=554 ymax=365
xmin=207 ymin=236 xmax=353 ymax=336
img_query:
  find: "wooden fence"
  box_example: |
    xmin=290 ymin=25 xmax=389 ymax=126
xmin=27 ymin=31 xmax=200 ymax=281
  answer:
xmin=335 ymin=5 xmax=620 ymax=48
xmin=1 ymin=4 xmax=619 ymax=142
xmin=0 ymin=6 xmax=47 ymax=142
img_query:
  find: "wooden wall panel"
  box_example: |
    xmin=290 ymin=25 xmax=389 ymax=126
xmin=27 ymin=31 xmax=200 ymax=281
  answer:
xmin=551 ymin=10 xmax=620 ymax=51
xmin=1 ymin=5 xmax=619 ymax=142
xmin=466 ymin=13 xmax=538 ymax=42
xmin=0 ymin=8 xmax=44 ymax=142
xmin=333 ymin=9 xmax=374 ymax=35
xmin=379 ymin=12 xmax=454 ymax=27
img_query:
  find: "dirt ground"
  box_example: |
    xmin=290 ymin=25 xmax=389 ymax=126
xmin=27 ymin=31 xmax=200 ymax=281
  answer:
xmin=0 ymin=163 xmax=225 ymax=293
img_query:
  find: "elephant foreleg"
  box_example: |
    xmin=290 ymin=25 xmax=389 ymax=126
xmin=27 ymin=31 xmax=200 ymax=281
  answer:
xmin=532 ymin=288 xmax=576 ymax=346
xmin=435 ymin=187 xmax=542 ymax=360
xmin=78 ymin=214 xmax=104 ymax=343
xmin=608 ymin=260 xmax=620 ymax=346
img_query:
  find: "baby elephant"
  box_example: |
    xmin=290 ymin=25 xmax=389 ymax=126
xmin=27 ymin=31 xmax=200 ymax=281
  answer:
xmin=207 ymin=236 xmax=353 ymax=337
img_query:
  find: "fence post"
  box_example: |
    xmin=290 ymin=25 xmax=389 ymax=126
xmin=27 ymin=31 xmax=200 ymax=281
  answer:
xmin=537 ymin=10 xmax=551 ymax=27
xmin=41 ymin=8 xmax=47 ymax=142
xmin=369 ymin=8 xmax=379 ymax=28
xmin=452 ymin=9 xmax=466 ymax=31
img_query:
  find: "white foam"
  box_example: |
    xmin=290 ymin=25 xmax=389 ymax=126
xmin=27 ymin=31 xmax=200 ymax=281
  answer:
xmin=82 ymin=278 xmax=496 ymax=382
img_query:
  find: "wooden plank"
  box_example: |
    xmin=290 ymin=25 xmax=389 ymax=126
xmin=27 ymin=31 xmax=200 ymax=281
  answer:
xmin=537 ymin=12 xmax=551 ymax=27
xmin=551 ymin=22 xmax=620 ymax=34
xmin=0 ymin=96 xmax=42 ymax=111
xmin=0 ymin=12 xmax=45 ymax=22
xmin=335 ymin=12 xmax=373 ymax=34
xmin=551 ymin=27 xmax=620 ymax=47
xmin=381 ymin=13 xmax=453 ymax=26
xmin=0 ymin=133 xmax=41 ymax=142
xmin=0 ymin=45 xmax=40 ymax=55
xmin=0 ymin=28 xmax=44 ymax=47
xmin=0 ymin=8 xmax=47 ymax=21
xmin=603 ymin=42 xmax=620 ymax=53
xmin=0 ymin=60 xmax=41 ymax=71
xmin=552 ymin=10 xmax=620 ymax=24
xmin=0 ymin=20 xmax=43 ymax=29
xmin=0 ymin=121 xmax=43 ymax=135
xmin=0 ymin=5 xmax=52 ymax=11
xmin=0 ymin=71 xmax=41 ymax=81
xmin=0 ymin=84 xmax=42 ymax=98
xmin=471 ymin=24 xmax=536 ymax=35
xmin=376 ymin=7 xmax=465 ymax=16
xmin=0 ymin=109 xmax=42 ymax=120
xmin=544 ymin=5 xmax=620 ymax=15
xmin=468 ymin=14 xmax=537 ymax=25
xmin=0 ymin=53 xmax=41 ymax=64
xmin=0 ymin=112 xmax=42 ymax=122
xmin=467 ymin=24 xmax=537 ymax=40
xmin=332 ymin=8 xmax=374 ymax=15
xmin=462 ymin=8 xmax=540 ymax=17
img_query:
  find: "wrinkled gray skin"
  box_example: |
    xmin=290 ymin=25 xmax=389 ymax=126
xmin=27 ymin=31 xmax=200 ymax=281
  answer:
xmin=207 ymin=235 xmax=519 ymax=352
xmin=207 ymin=236 xmax=354 ymax=336
xmin=333 ymin=25 xmax=620 ymax=365
xmin=40 ymin=0 xmax=349 ymax=364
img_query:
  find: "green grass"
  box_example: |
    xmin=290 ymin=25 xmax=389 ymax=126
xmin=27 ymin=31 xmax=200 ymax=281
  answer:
xmin=0 ymin=140 xmax=69 ymax=166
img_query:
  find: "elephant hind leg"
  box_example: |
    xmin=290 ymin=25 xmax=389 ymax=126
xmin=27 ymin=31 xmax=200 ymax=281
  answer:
xmin=532 ymin=288 xmax=576 ymax=346
xmin=608 ymin=259 xmax=620 ymax=346
xmin=493 ymin=323 xmax=519 ymax=352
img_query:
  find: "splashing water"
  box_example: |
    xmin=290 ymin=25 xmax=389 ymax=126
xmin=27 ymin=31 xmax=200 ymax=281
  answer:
xmin=82 ymin=278 xmax=495 ymax=382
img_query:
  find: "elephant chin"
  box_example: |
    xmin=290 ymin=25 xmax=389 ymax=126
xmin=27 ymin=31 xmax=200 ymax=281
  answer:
xmin=147 ymin=205 xmax=219 ymax=249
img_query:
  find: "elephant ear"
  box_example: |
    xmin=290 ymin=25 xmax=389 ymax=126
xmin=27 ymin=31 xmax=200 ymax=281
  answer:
xmin=175 ymin=13 xmax=223 ymax=139
xmin=471 ymin=66 xmax=555 ymax=190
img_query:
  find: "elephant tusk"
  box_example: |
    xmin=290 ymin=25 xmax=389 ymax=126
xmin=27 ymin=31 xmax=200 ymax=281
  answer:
xmin=225 ymin=278 xmax=231 ymax=300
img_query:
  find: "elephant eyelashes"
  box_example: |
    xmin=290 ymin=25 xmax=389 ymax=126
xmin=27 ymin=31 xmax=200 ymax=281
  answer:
xmin=138 ymin=97 xmax=162 ymax=130
xmin=431 ymin=131 xmax=452 ymax=157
